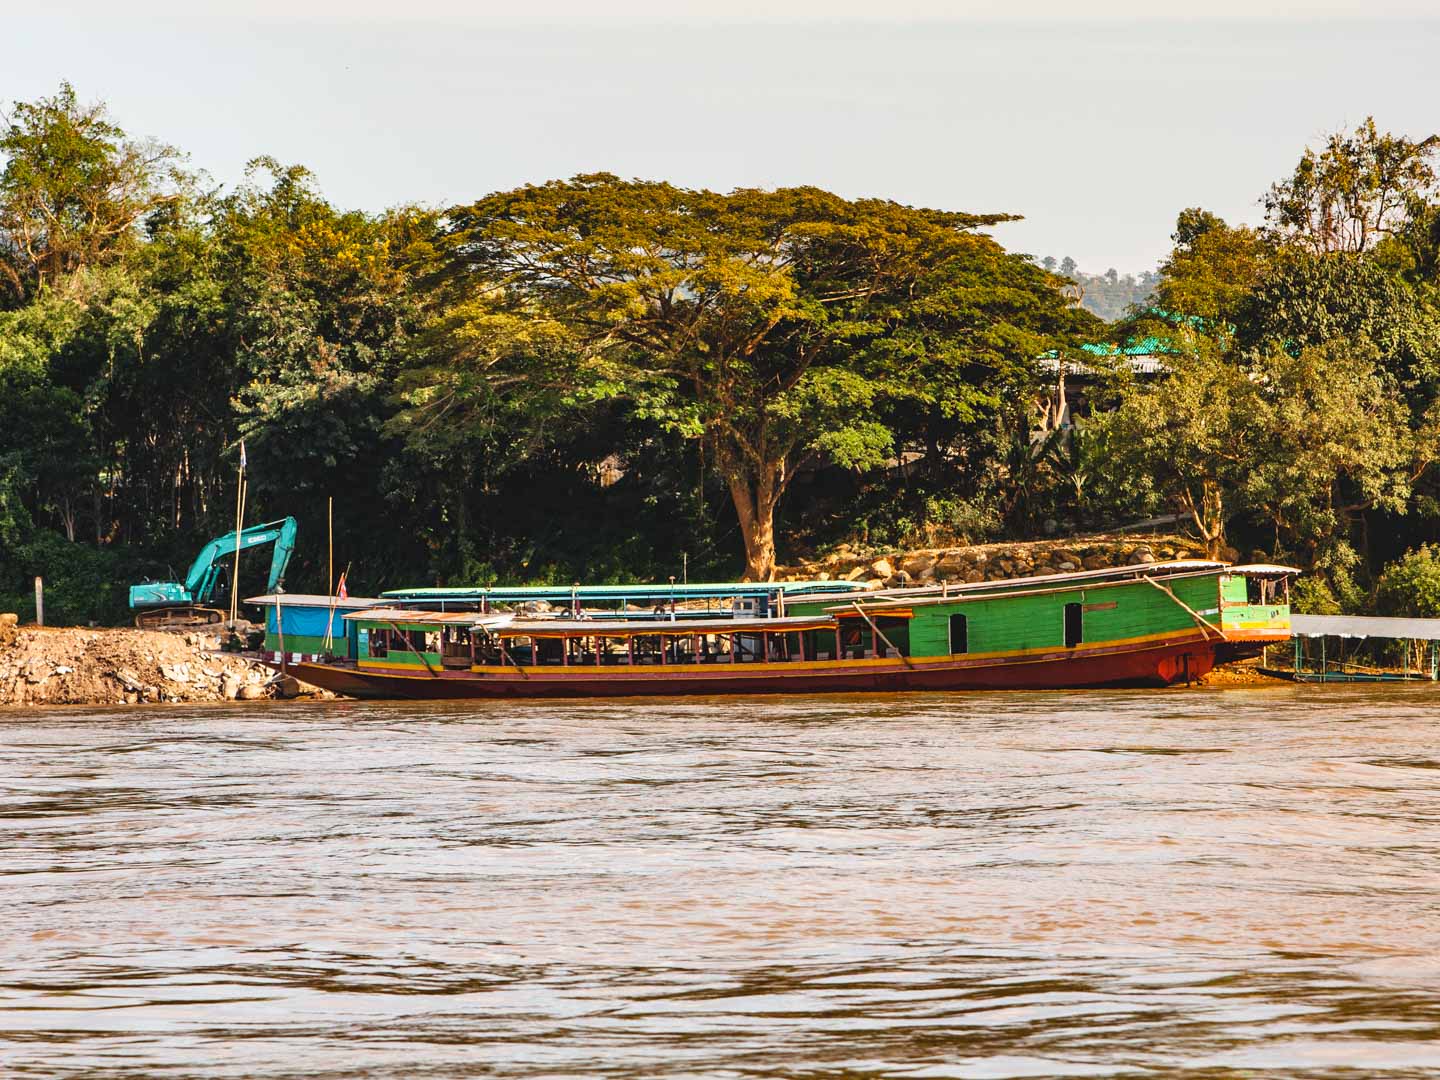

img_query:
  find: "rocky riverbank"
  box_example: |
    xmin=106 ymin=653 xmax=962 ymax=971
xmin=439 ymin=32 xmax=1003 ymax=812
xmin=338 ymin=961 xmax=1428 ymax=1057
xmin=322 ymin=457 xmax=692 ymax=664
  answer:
xmin=0 ymin=616 xmax=321 ymax=708
xmin=776 ymin=532 xmax=1225 ymax=587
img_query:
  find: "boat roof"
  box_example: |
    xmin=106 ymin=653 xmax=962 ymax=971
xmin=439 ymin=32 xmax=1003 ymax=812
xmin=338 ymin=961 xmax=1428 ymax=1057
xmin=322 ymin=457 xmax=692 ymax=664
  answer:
xmin=1228 ymin=563 xmax=1303 ymax=578
xmin=1292 ymin=613 xmax=1440 ymax=641
xmin=245 ymin=593 xmax=384 ymax=608
xmin=377 ymin=580 xmax=864 ymax=603
xmin=798 ymin=559 xmax=1230 ymax=606
xmin=817 ymin=560 xmax=1301 ymax=612
xmin=346 ymin=609 xmax=838 ymax=635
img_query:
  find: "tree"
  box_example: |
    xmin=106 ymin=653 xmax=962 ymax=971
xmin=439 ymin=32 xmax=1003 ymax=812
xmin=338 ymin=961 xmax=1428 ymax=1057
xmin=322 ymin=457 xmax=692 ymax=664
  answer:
xmin=1264 ymin=117 xmax=1439 ymax=255
xmin=1154 ymin=209 xmax=1267 ymax=325
xmin=1090 ymin=346 xmax=1260 ymax=555
xmin=1376 ymin=545 xmax=1440 ymax=618
xmin=1237 ymin=249 xmax=1440 ymax=401
xmin=0 ymin=82 xmax=190 ymax=305
xmin=1241 ymin=341 xmax=1412 ymax=551
xmin=426 ymin=175 xmax=1082 ymax=579
xmin=1091 ymin=340 xmax=1415 ymax=558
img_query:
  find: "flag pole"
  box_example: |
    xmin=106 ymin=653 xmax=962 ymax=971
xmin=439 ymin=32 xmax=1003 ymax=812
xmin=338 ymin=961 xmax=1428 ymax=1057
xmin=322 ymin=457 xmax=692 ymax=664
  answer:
xmin=230 ymin=444 xmax=246 ymax=625
xmin=323 ymin=497 xmax=336 ymax=654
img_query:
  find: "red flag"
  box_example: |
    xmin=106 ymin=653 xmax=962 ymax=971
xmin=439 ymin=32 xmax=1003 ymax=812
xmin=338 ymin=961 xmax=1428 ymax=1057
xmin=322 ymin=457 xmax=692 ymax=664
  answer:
xmin=336 ymin=572 xmax=348 ymax=599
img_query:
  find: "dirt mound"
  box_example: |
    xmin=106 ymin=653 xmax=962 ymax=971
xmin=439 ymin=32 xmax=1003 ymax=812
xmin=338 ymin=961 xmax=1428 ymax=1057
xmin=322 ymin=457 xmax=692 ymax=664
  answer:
xmin=0 ymin=624 xmax=316 ymax=707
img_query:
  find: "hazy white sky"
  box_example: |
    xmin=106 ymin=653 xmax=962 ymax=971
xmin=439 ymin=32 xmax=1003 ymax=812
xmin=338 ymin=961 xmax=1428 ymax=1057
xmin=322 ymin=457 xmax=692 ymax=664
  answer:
xmin=9 ymin=8 xmax=1440 ymax=273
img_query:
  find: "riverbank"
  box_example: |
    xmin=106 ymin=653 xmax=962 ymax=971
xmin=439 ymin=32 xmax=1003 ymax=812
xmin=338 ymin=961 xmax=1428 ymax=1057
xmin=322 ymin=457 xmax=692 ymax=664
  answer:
xmin=0 ymin=618 xmax=319 ymax=707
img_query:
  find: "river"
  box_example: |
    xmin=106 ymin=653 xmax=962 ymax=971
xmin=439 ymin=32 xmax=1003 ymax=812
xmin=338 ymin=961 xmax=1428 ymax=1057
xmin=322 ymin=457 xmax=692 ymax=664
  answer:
xmin=4 ymin=686 xmax=1440 ymax=1077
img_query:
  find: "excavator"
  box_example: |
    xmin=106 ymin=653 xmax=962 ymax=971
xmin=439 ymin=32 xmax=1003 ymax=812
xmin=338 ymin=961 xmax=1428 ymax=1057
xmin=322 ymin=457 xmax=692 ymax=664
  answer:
xmin=128 ymin=517 xmax=298 ymax=629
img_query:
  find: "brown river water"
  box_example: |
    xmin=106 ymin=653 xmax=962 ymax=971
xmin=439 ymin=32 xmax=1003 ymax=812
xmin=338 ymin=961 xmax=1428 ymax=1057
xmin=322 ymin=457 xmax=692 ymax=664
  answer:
xmin=4 ymin=685 xmax=1440 ymax=1078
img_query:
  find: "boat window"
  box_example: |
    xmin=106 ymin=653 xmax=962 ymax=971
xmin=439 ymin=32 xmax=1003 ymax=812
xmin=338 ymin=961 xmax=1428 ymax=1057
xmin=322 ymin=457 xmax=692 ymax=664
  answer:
xmin=1064 ymin=603 xmax=1083 ymax=648
xmin=369 ymin=628 xmax=388 ymax=657
xmin=949 ymin=613 xmax=968 ymax=655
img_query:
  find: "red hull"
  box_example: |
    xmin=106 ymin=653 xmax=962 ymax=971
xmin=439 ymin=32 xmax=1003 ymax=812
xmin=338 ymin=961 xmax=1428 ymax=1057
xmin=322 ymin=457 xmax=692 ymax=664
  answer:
xmin=268 ymin=634 xmax=1254 ymax=700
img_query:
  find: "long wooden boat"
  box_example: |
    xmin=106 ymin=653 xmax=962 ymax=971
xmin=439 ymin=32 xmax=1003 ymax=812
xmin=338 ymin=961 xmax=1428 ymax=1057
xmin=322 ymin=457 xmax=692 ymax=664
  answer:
xmin=257 ymin=561 xmax=1296 ymax=699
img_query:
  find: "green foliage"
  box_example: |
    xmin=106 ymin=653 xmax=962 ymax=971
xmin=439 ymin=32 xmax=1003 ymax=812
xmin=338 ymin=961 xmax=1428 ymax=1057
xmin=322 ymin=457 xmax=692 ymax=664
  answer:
xmin=1154 ymin=210 xmax=1266 ymax=326
xmin=8 ymin=83 xmax=1440 ymax=620
xmin=0 ymin=82 xmax=191 ymax=305
xmin=1376 ymin=544 xmax=1440 ymax=619
xmin=418 ymin=174 xmax=1089 ymax=578
xmin=1263 ymin=118 xmax=1439 ymax=255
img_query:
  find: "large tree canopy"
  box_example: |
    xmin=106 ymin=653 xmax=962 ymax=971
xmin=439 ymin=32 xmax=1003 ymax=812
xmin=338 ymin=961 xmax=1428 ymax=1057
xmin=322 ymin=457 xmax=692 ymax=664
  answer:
xmin=0 ymin=82 xmax=190 ymax=306
xmin=417 ymin=175 xmax=1086 ymax=579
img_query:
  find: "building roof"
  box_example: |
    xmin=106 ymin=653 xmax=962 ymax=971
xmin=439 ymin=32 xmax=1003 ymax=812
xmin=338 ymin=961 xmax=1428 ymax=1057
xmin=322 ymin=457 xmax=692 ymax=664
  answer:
xmin=1291 ymin=614 xmax=1440 ymax=641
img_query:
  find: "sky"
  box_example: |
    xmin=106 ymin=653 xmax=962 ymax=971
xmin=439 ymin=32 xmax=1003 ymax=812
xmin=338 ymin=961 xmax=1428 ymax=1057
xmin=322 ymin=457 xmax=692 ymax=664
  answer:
xmin=8 ymin=4 xmax=1440 ymax=274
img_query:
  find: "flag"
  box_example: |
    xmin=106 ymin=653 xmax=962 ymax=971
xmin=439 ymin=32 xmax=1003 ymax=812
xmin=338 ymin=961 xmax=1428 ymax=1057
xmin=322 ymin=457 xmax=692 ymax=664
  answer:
xmin=336 ymin=572 xmax=348 ymax=599
xmin=238 ymin=440 xmax=247 ymax=469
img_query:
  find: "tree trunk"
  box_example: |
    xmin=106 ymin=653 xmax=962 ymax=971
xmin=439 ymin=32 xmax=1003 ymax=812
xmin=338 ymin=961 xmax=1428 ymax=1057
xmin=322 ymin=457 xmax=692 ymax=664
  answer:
xmin=1181 ymin=481 xmax=1226 ymax=559
xmin=726 ymin=459 xmax=783 ymax=582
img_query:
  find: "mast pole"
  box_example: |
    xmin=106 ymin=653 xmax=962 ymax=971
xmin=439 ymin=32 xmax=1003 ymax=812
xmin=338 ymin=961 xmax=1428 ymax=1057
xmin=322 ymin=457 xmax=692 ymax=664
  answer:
xmin=230 ymin=459 xmax=246 ymax=625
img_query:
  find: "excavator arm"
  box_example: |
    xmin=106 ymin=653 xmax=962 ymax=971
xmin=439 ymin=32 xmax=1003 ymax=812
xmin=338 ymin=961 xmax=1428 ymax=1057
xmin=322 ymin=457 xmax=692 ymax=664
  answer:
xmin=186 ymin=517 xmax=299 ymax=605
xmin=130 ymin=517 xmax=299 ymax=624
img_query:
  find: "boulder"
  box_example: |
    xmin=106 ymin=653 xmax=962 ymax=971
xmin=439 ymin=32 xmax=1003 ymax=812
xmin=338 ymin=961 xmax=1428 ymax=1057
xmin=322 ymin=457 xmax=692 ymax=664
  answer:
xmin=901 ymin=553 xmax=936 ymax=576
xmin=269 ymin=674 xmax=303 ymax=699
xmin=114 ymin=667 xmax=146 ymax=692
xmin=221 ymin=672 xmax=242 ymax=700
xmin=237 ymin=683 xmax=268 ymax=701
xmin=869 ymin=558 xmax=895 ymax=579
xmin=1127 ymin=546 xmax=1156 ymax=565
xmin=1082 ymin=554 xmax=1110 ymax=570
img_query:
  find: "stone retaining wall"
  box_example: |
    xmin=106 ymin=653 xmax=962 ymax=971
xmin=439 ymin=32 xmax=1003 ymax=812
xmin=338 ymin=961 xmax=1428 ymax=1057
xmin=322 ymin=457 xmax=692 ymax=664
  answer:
xmin=777 ymin=534 xmax=1230 ymax=589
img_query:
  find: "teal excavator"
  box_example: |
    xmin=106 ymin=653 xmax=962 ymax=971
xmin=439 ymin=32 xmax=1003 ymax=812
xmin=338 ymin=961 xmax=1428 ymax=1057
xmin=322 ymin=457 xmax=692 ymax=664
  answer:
xmin=128 ymin=517 xmax=298 ymax=629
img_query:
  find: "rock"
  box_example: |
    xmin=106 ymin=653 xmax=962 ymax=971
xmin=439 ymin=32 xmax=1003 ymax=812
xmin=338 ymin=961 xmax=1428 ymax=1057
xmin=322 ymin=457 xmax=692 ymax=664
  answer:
xmin=1082 ymin=554 xmax=1110 ymax=570
xmin=900 ymin=554 xmax=936 ymax=576
xmin=1221 ymin=546 xmax=1241 ymax=563
xmin=221 ymin=672 xmax=242 ymax=700
xmin=114 ymin=667 xmax=146 ymax=692
xmin=268 ymin=674 xmax=302 ymax=699
xmin=237 ymin=683 xmax=268 ymax=701
xmin=869 ymin=558 xmax=894 ymax=579
xmin=843 ymin=565 xmax=867 ymax=581
xmin=859 ymin=578 xmax=887 ymax=591
xmin=1127 ymin=547 xmax=1156 ymax=565
xmin=54 ymin=665 xmax=73 ymax=675
xmin=1056 ymin=561 xmax=1077 ymax=572
xmin=963 ymin=569 xmax=986 ymax=583
xmin=160 ymin=662 xmax=191 ymax=683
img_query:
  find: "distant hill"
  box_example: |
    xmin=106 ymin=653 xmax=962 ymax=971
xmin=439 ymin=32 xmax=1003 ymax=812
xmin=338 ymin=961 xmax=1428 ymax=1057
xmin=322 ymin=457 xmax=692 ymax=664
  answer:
xmin=1039 ymin=257 xmax=1159 ymax=322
